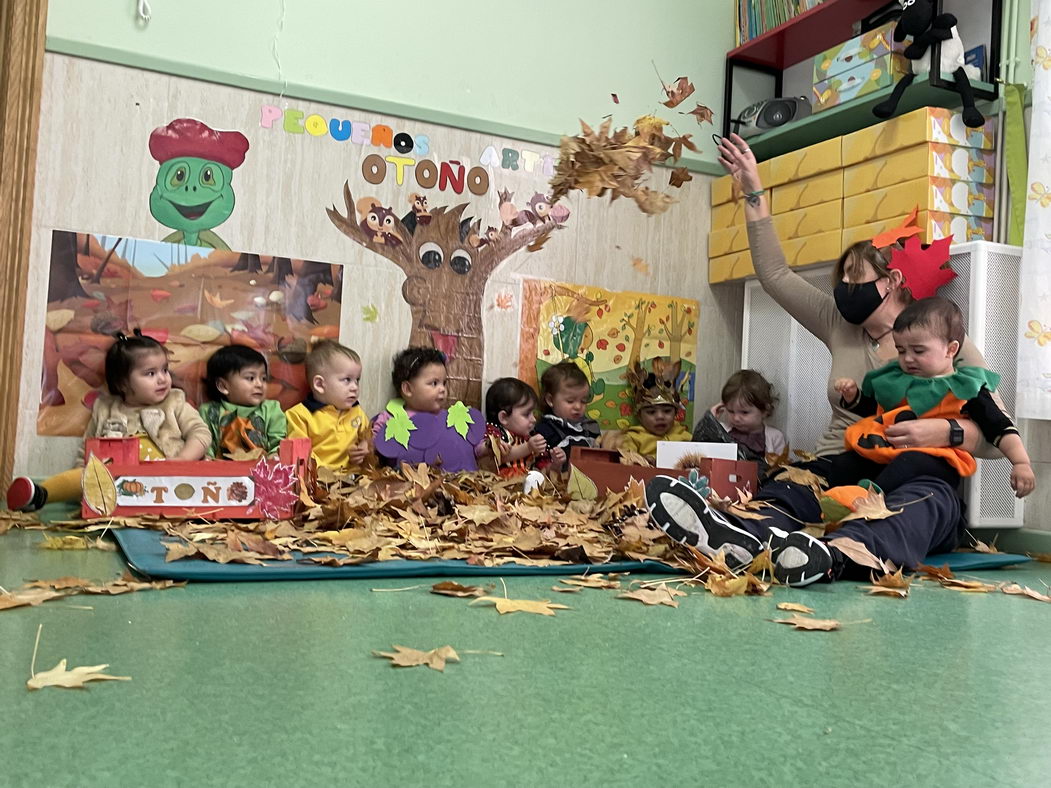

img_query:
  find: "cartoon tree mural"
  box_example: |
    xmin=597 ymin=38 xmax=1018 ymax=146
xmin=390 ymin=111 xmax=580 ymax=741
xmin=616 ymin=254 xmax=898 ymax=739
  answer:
xmin=328 ymin=184 xmax=565 ymax=405
xmin=47 ymin=230 xmax=88 ymax=302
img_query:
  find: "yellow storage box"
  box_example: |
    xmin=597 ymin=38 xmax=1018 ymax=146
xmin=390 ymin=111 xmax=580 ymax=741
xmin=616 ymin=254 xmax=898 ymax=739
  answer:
xmin=712 ymin=200 xmax=748 ymax=228
xmin=767 ymin=138 xmax=842 ymax=187
xmin=841 ymin=210 xmax=993 ymax=247
xmin=843 ymin=142 xmax=997 ymax=197
xmin=773 ymin=200 xmax=843 ymax=241
xmin=709 ymin=250 xmax=754 ymax=283
xmin=780 ymin=229 xmax=843 ymax=268
xmin=711 ymin=161 xmax=772 ymax=205
xmin=708 ymin=224 xmax=751 ymax=258
xmin=843 ymin=176 xmax=995 ymax=226
xmin=771 ymin=170 xmax=844 ymax=213
xmin=841 ymin=107 xmax=996 ymax=167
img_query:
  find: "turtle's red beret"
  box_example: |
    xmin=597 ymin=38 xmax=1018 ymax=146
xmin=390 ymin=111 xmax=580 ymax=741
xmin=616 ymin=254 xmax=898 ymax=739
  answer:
xmin=149 ymin=118 xmax=249 ymax=169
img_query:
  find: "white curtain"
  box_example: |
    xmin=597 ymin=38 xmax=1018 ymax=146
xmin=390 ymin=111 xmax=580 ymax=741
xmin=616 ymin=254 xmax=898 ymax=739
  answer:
xmin=1017 ymin=0 xmax=1051 ymax=419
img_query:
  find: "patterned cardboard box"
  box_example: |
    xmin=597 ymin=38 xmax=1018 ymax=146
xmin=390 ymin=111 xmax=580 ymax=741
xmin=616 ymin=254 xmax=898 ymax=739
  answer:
xmin=812 ymin=20 xmax=903 ymax=83
xmin=843 ymin=142 xmax=997 ymax=196
xmin=843 ymin=176 xmax=995 ymax=226
xmin=813 ymin=53 xmax=909 ymax=114
xmin=841 ymin=107 xmax=996 ymax=167
xmin=841 ymin=210 xmax=993 ymax=247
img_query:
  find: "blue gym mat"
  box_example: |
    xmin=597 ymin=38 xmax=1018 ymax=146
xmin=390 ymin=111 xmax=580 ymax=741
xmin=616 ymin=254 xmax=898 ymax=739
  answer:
xmin=112 ymin=528 xmax=1031 ymax=582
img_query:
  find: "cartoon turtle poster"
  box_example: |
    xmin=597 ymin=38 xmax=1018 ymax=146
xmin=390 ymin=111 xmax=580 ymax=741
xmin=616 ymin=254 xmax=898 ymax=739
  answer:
xmin=148 ymin=118 xmax=249 ymax=250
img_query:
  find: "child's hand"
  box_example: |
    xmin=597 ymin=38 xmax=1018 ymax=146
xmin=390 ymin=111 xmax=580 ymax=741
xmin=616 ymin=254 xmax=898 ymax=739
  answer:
xmin=550 ymin=446 xmax=567 ymax=469
xmin=527 ymin=433 xmax=548 ymax=454
xmin=348 ymin=441 xmax=369 ymax=465
xmin=1011 ymin=462 xmax=1036 ymax=498
xmin=834 ymin=378 xmax=858 ymax=402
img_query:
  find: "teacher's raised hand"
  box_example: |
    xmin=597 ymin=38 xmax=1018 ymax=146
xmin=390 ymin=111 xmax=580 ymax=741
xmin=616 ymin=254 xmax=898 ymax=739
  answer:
xmin=715 ymin=133 xmax=768 ymax=218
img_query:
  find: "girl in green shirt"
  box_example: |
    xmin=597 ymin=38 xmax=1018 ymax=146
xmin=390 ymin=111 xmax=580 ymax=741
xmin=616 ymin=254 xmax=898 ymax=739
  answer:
xmin=199 ymin=345 xmax=286 ymax=459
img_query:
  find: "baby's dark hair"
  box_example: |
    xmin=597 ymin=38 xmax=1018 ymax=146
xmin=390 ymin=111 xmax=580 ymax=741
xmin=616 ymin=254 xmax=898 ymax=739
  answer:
xmin=105 ymin=329 xmax=168 ymax=397
xmin=485 ymin=377 xmax=538 ymax=424
xmin=893 ymin=296 xmax=965 ymax=354
xmin=540 ymin=361 xmax=590 ymax=412
xmin=391 ymin=347 xmax=447 ymax=391
xmin=721 ymin=369 xmax=778 ymax=415
xmin=205 ymin=345 xmax=268 ymax=401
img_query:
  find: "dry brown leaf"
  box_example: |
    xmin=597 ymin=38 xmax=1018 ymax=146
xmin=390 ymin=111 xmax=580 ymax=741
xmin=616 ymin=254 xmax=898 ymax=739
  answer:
xmin=839 ymin=490 xmax=903 ymax=523
xmin=864 ymin=567 xmax=911 ymax=598
xmin=611 ymin=92 xmax=619 ymax=104
xmin=629 ymin=258 xmax=651 ymax=277
xmin=27 ymin=659 xmax=131 ymax=690
xmin=776 ymin=602 xmax=815 ymax=614
xmin=827 ymin=537 xmax=887 ymax=573
xmin=0 ymin=588 xmax=66 ymax=611
xmin=560 ymin=573 xmax=621 ymax=589
xmin=551 ymin=585 xmax=582 ymax=593
xmin=765 ymin=445 xmax=791 ymax=473
xmin=915 ymin=563 xmax=955 ymax=581
xmin=669 ymin=167 xmax=693 ymax=188
xmin=617 ymin=584 xmax=685 ymax=607
xmin=661 ymin=76 xmax=695 ymax=108
xmin=1028 ymin=552 xmax=1051 ymax=563
xmin=431 ymin=581 xmax=489 ymax=598
xmin=82 ymin=454 xmax=117 ymax=517
xmin=470 ymin=596 xmax=571 ymax=616
xmin=372 ymin=645 xmax=460 ymax=672
xmin=705 ymin=574 xmax=748 ymax=597
xmin=39 ymin=535 xmax=89 ymax=550
xmin=227 ymin=447 xmax=265 ymax=461
xmin=940 ymin=578 xmax=997 ymax=593
xmin=793 ymin=449 xmax=818 ymax=463
xmin=774 ymin=466 xmax=827 ymax=494
xmin=26 ymin=576 xmax=93 ymax=590
xmin=1001 ymin=583 xmax=1051 ymax=603
xmin=770 ymin=614 xmax=842 ymax=631
xmin=683 ymin=103 xmax=714 ymax=124
xmin=748 ymin=548 xmax=776 ymax=577
xmin=968 ymin=535 xmax=1001 ymax=554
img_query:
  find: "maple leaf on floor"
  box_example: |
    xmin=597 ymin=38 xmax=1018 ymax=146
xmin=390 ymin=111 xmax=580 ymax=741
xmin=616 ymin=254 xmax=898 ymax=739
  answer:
xmin=863 ymin=568 xmax=911 ymax=598
xmin=552 ymin=585 xmax=582 ymax=593
xmin=560 ymin=573 xmax=622 ymax=589
xmin=939 ymin=578 xmax=997 ymax=593
xmin=705 ymin=574 xmax=748 ymax=597
xmin=661 ymin=76 xmax=695 ymax=108
xmin=26 ymin=576 xmax=94 ymax=590
xmin=683 ymin=104 xmax=714 ymax=124
xmin=618 ymin=584 xmax=686 ymax=607
xmin=669 ymin=167 xmax=693 ymax=188
xmin=0 ymin=588 xmax=67 ymax=611
xmin=888 ymin=235 xmax=956 ymax=299
xmin=431 ymin=581 xmax=489 ymax=598
xmin=748 ymin=549 xmax=776 ymax=578
xmin=776 ymin=602 xmax=814 ymax=614
xmin=915 ymin=563 xmax=955 ymax=581
xmin=372 ymin=645 xmax=460 ymax=672
xmin=1001 ymin=583 xmax=1051 ymax=603
xmin=39 ymin=535 xmax=89 ymax=551
xmin=470 ymin=596 xmax=571 ymax=616
xmin=770 ymin=615 xmax=843 ymax=631
xmin=1029 ymin=552 xmax=1051 ymax=563
xmin=967 ymin=534 xmax=1001 ymax=554
xmin=27 ymin=659 xmax=131 ymax=690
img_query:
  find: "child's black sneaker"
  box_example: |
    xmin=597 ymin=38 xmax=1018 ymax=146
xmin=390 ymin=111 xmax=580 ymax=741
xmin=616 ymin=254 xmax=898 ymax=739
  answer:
xmin=766 ymin=527 xmax=833 ymax=587
xmin=7 ymin=477 xmax=48 ymax=512
xmin=644 ymin=474 xmax=763 ymax=569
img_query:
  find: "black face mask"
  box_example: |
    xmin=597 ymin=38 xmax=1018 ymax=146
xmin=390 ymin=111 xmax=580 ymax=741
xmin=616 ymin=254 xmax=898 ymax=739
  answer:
xmin=834 ymin=281 xmax=887 ymax=325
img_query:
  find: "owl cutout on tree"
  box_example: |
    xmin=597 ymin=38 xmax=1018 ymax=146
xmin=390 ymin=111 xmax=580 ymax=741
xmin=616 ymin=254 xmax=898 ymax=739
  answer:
xmin=329 ymin=184 xmax=568 ymax=406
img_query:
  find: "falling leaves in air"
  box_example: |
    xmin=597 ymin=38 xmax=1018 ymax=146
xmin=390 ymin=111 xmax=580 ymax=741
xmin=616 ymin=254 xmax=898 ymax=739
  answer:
xmin=431 ymin=581 xmax=489 ymax=598
xmin=669 ymin=167 xmax=693 ymax=188
xmin=28 ymin=659 xmax=131 ymax=690
xmin=683 ymin=103 xmax=714 ymax=124
xmin=372 ymin=645 xmax=460 ymax=672
xmin=631 ymin=257 xmax=652 ymax=276
xmin=661 ymin=76 xmax=696 ymax=108
xmin=469 ymin=596 xmax=571 ymax=616
xmin=617 ymin=584 xmax=686 ymax=607
xmin=611 ymin=93 xmax=620 ymax=104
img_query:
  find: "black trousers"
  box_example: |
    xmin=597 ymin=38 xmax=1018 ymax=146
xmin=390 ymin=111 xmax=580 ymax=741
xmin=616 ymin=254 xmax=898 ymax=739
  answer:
xmin=824 ymin=450 xmax=961 ymax=495
xmin=742 ymin=458 xmax=964 ymax=573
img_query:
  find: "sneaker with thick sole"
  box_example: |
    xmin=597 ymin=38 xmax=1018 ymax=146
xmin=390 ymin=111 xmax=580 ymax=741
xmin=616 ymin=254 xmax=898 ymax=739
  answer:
xmin=644 ymin=475 xmax=763 ymax=569
xmin=7 ymin=477 xmax=47 ymax=512
xmin=767 ymin=527 xmax=833 ymax=587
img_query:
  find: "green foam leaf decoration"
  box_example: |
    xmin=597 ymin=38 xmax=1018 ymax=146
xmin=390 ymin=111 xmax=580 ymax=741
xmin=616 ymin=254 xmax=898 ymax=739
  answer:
xmin=385 ymin=398 xmax=416 ymax=449
xmin=446 ymin=401 xmax=474 ymax=439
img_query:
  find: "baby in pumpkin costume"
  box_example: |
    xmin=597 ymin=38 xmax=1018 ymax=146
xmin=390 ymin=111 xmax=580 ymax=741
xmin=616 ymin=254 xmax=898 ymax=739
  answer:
xmin=620 ymin=357 xmax=692 ymax=461
xmin=826 ymin=297 xmax=1034 ymax=515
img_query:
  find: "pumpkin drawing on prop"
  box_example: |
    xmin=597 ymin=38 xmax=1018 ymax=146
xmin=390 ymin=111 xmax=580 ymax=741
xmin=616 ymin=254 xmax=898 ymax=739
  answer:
xmin=328 ymin=184 xmax=567 ymax=406
xmin=148 ymin=118 xmax=250 ymax=250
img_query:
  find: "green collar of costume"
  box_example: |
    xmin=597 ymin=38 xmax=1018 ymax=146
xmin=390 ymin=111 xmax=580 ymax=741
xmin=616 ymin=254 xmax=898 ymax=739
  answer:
xmin=863 ymin=362 xmax=1000 ymax=415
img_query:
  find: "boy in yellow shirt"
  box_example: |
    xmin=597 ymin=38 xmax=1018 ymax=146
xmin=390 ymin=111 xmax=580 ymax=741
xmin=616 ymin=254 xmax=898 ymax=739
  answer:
xmin=285 ymin=340 xmax=372 ymax=473
xmin=620 ymin=357 xmax=692 ymax=462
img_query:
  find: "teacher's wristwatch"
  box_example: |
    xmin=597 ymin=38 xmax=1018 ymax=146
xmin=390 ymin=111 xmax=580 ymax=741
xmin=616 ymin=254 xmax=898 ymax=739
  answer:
xmin=947 ymin=419 xmax=964 ymax=447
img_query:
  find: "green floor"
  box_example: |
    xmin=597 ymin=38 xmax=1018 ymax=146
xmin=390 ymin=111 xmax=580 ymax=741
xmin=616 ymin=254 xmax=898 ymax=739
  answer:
xmin=2 ymin=528 xmax=1050 ymax=788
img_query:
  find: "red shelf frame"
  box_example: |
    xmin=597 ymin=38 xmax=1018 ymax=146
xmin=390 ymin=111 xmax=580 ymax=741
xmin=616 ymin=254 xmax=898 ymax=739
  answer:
xmin=729 ymin=0 xmax=894 ymax=70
